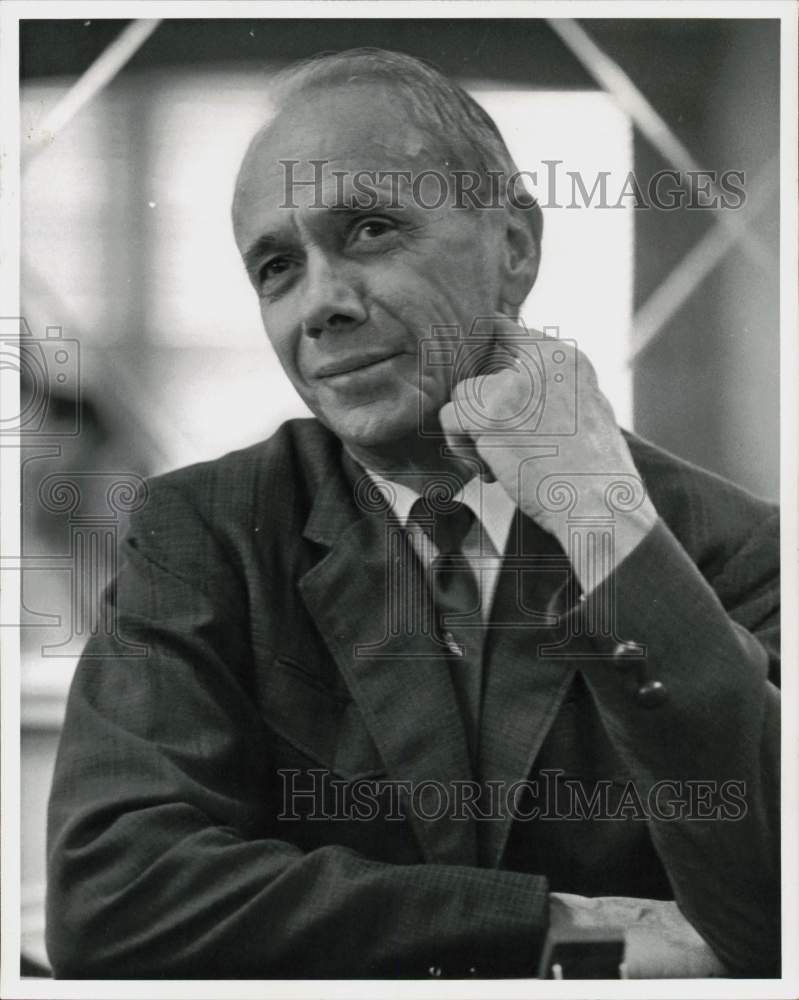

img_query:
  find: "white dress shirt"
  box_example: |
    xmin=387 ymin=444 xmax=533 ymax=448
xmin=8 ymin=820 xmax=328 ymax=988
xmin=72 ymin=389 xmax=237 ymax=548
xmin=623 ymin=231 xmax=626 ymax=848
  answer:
xmin=364 ymin=470 xmax=517 ymax=623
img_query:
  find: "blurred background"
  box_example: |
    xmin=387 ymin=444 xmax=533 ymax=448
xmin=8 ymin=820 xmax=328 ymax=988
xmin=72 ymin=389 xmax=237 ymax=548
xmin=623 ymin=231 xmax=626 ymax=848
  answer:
xmin=17 ymin=17 xmax=780 ymax=973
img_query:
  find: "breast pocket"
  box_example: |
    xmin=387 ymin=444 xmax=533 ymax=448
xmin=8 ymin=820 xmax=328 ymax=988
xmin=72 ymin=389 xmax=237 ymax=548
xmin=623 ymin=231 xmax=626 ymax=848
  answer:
xmin=257 ymin=655 xmax=386 ymax=781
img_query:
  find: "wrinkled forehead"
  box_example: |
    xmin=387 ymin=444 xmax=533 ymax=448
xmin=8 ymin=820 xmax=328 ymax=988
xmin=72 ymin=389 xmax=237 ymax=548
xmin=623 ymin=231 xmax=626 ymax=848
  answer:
xmin=232 ymin=83 xmax=454 ymax=228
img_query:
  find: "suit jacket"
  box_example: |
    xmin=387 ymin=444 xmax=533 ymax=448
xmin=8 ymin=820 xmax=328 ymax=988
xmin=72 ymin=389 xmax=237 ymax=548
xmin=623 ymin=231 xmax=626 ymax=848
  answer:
xmin=46 ymin=419 xmax=780 ymax=978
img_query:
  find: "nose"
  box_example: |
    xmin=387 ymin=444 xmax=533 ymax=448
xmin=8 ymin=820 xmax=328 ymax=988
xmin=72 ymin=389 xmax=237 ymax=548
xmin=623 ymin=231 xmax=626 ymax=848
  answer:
xmin=300 ymin=252 xmax=368 ymax=338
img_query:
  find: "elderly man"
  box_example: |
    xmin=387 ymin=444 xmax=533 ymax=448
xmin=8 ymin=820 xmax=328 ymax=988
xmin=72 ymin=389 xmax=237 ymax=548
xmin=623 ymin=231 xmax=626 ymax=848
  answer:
xmin=46 ymin=49 xmax=780 ymax=979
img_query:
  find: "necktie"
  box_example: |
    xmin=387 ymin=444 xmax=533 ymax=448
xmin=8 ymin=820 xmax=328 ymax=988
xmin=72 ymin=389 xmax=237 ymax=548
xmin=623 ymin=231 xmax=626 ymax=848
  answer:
xmin=409 ymin=497 xmax=483 ymax=764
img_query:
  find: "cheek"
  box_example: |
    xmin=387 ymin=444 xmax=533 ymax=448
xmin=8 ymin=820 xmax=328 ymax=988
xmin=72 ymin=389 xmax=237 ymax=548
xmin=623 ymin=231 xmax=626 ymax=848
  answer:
xmin=261 ymin=304 xmax=300 ymax=371
xmin=367 ymin=258 xmax=492 ymax=342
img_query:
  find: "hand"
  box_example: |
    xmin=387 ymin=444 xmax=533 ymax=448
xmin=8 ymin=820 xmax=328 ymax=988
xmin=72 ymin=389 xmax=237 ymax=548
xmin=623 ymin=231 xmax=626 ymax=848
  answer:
xmin=549 ymin=892 xmax=727 ymax=979
xmin=438 ymin=317 xmax=659 ymax=589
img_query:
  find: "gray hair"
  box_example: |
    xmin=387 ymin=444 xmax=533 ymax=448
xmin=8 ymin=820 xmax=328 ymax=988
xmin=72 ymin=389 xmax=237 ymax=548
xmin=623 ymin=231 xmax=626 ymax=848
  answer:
xmin=256 ymin=47 xmax=543 ymax=250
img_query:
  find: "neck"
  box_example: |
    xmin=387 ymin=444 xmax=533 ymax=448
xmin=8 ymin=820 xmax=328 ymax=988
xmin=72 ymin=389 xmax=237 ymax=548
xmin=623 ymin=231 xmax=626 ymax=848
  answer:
xmin=345 ymin=429 xmax=476 ymax=495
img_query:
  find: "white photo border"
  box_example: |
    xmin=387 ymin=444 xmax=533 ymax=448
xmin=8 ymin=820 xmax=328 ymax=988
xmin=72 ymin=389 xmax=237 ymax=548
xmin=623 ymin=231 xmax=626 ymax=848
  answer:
xmin=2 ymin=2 xmax=796 ymax=997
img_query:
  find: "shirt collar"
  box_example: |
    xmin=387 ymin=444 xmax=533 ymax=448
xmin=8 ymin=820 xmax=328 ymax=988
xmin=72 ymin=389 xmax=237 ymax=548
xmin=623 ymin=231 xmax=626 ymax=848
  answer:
xmin=362 ymin=465 xmax=517 ymax=557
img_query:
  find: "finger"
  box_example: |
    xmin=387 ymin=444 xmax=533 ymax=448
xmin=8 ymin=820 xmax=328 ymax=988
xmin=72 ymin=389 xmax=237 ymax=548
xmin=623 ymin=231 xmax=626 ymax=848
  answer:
xmin=488 ymin=313 xmax=567 ymax=383
xmin=485 ymin=313 xmax=528 ymax=372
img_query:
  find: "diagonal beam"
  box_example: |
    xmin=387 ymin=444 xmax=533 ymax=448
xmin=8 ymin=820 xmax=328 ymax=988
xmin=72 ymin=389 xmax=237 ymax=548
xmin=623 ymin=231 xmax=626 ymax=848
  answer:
xmin=23 ymin=19 xmax=160 ymax=168
xmin=628 ymin=155 xmax=779 ymax=363
xmin=547 ymin=17 xmax=775 ymax=271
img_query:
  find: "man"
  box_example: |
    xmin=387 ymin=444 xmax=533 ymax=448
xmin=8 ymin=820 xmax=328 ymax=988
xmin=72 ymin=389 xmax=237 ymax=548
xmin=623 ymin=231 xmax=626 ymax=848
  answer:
xmin=46 ymin=49 xmax=780 ymax=979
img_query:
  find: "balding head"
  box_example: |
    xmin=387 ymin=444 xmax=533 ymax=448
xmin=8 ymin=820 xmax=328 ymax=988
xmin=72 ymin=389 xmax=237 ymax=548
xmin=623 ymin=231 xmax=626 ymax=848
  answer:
xmin=233 ymin=48 xmax=542 ymax=264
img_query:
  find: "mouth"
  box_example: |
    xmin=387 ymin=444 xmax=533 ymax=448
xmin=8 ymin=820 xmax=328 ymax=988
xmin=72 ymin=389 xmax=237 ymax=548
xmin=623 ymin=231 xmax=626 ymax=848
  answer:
xmin=314 ymin=352 xmax=404 ymax=381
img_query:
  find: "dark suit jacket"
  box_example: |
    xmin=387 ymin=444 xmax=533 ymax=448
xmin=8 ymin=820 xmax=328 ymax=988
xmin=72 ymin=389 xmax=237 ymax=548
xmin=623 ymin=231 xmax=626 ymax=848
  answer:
xmin=46 ymin=419 xmax=780 ymax=978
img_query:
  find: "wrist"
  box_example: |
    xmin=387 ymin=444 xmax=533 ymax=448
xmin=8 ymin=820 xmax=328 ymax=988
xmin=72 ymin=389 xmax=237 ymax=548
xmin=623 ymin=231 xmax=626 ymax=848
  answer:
xmin=548 ymin=496 xmax=659 ymax=594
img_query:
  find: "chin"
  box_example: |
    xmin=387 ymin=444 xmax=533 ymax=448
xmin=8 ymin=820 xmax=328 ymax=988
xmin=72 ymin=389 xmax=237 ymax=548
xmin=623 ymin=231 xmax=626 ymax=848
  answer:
xmin=325 ymin=403 xmax=425 ymax=453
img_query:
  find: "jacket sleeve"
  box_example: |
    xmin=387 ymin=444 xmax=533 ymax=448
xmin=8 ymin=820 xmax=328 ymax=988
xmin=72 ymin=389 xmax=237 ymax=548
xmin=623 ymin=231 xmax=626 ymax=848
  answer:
xmin=45 ymin=480 xmax=548 ymax=979
xmin=573 ymin=513 xmax=780 ymax=976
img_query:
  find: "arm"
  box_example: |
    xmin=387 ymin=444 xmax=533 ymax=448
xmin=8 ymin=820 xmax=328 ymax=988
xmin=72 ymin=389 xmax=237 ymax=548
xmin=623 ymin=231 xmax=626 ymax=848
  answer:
xmin=543 ymin=513 xmax=778 ymax=979
xmin=441 ymin=324 xmax=780 ymax=976
xmin=574 ymin=514 xmax=780 ymax=977
xmin=46 ymin=480 xmax=548 ymax=979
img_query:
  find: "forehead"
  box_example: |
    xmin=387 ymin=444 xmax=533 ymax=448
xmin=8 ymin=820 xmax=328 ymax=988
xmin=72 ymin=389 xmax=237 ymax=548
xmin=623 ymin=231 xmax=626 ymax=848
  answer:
xmin=232 ymin=83 xmax=449 ymax=245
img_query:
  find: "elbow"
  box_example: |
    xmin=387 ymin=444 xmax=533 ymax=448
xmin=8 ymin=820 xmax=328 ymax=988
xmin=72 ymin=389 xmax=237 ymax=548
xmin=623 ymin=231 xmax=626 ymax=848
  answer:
xmin=45 ymin=842 xmax=158 ymax=979
xmin=46 ymin=878 xmax=129 ymax=979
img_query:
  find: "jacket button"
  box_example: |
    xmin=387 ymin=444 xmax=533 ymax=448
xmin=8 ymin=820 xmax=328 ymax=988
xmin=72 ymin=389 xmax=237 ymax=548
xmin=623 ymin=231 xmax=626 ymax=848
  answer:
xmin=443 ymin=631 xmax=463 ymax=657
xmin=428 ymin=965 xmax=442 ymax=977
xmin=613 ymin=639 xmax=642 ymax=657
xmin=612 ymin=639 xmax=668 ymax=707
xmin=636 ymin=678 xmax=668 ymax=708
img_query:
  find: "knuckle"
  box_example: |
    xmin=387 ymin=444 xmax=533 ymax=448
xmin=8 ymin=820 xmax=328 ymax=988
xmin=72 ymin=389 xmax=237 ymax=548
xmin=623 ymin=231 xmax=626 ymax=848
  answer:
xmin=439 ymin=400 xmax=457 ymax=424
xmin=451 ymin=378 xmax=472 ymax=401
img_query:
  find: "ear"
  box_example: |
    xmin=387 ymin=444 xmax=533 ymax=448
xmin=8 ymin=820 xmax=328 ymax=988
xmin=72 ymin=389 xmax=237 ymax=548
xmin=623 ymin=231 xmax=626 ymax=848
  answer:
xmin=499 ymin=210 xmax=540 ymax=310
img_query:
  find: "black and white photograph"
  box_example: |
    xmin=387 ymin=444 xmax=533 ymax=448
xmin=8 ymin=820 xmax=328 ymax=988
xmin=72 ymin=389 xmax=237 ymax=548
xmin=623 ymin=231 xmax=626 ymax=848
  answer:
xmin=1 ymin=1 xmax=796 ymax=995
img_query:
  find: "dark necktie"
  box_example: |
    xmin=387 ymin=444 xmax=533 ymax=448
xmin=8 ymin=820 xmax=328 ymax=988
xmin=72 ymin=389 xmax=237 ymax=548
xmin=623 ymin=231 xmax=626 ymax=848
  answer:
xmin=409 ymin=497 xmax=483 ymax=764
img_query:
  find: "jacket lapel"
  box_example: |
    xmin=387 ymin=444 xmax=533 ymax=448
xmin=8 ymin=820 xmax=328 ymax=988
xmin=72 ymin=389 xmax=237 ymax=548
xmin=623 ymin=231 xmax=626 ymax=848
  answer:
xmin=299 ymin=456 xmax=478 ymax=866
xmin=477 ymin=510 xmax=577 ymax=868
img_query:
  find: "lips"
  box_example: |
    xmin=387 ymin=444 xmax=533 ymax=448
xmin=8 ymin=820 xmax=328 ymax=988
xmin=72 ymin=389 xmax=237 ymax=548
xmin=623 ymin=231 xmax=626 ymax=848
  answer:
xmin=314 ymin=352 xmax=403 ymax=379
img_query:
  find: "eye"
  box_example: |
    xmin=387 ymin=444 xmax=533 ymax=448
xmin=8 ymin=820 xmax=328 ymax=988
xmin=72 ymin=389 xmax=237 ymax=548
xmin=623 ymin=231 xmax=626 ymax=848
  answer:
xmin=351 ymin=217 xmax=397 ymax=242
xmin=260 ymin=256 xmax=293 ymax=282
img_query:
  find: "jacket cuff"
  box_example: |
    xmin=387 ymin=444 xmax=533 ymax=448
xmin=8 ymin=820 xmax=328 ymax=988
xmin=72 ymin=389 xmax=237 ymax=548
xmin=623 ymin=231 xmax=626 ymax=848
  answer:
xmin=548 ymin=519 xmax=770 ymax=781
